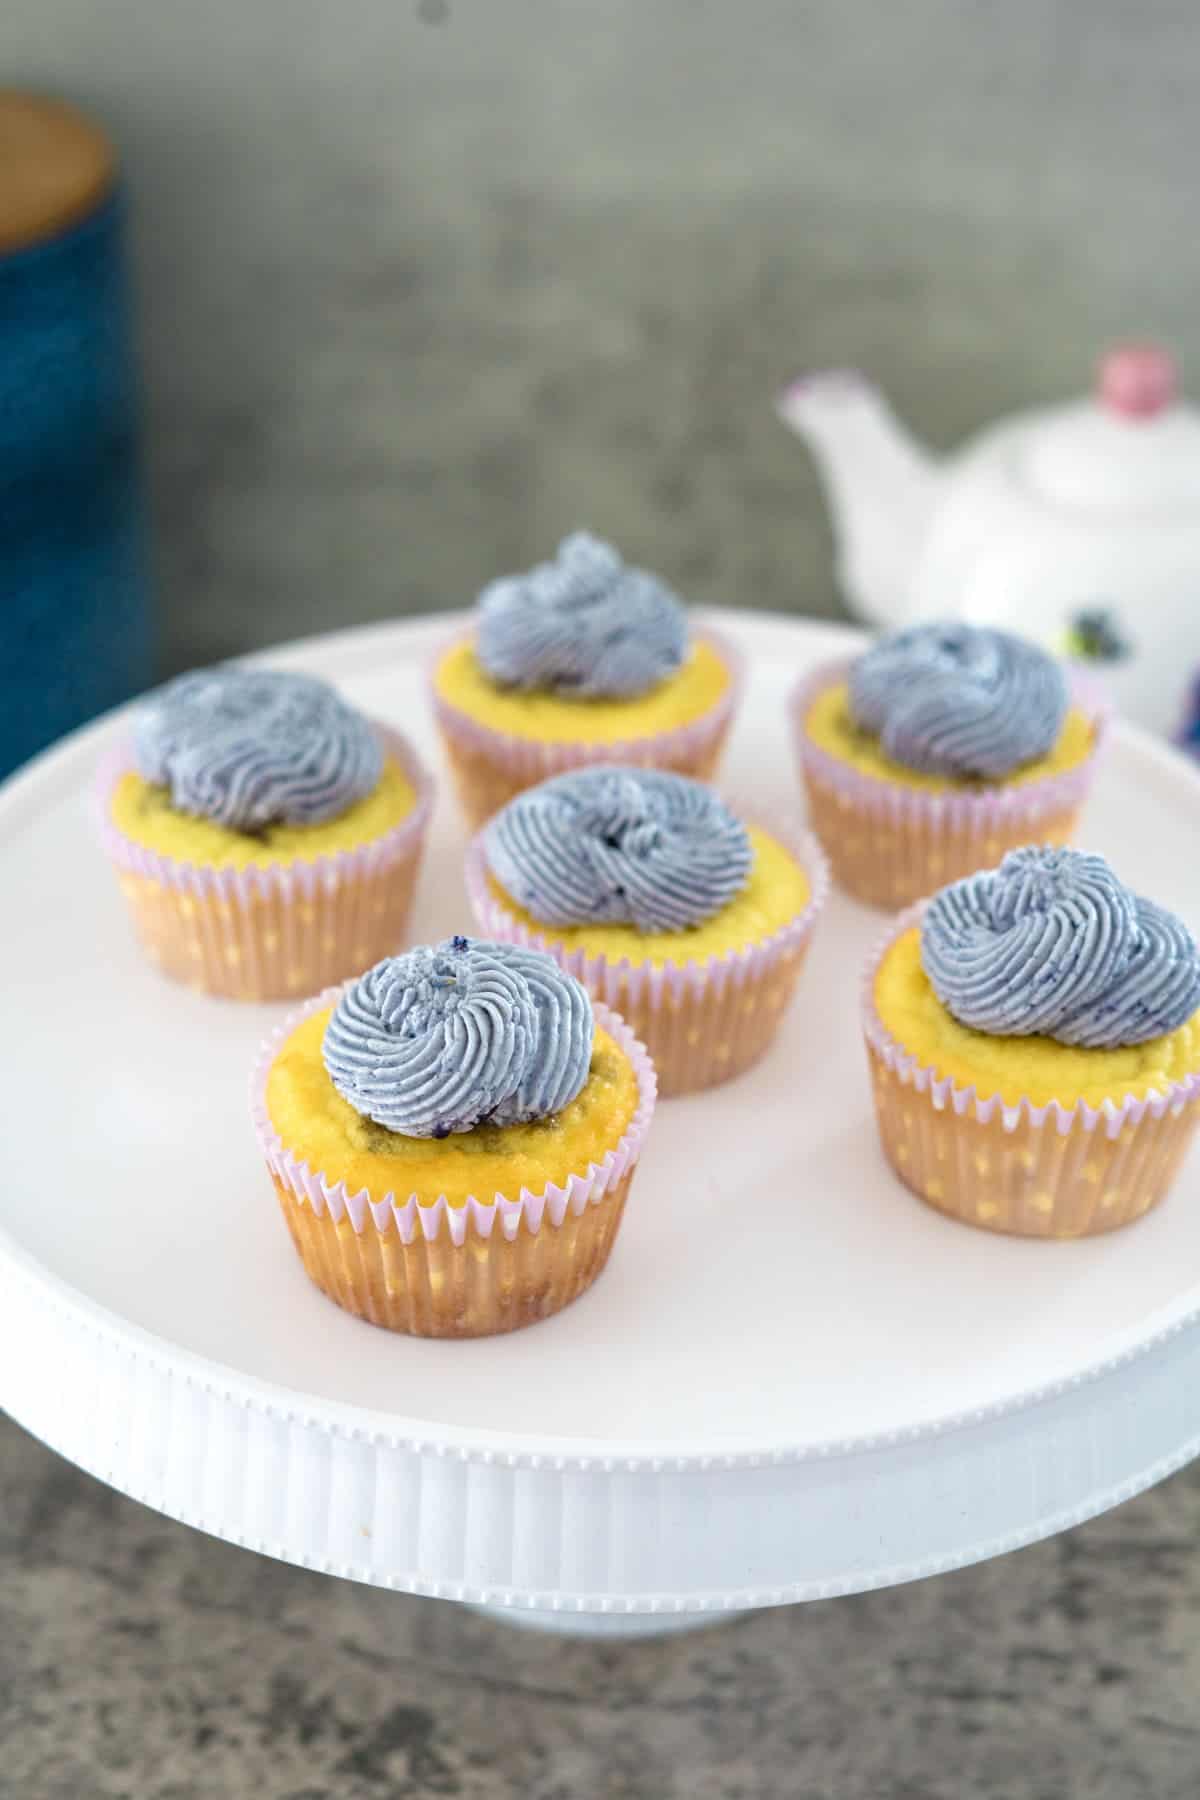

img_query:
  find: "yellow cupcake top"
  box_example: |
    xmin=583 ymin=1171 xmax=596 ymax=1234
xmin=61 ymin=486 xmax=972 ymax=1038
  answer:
xmin=827 ymin=622 xmax=1085 ymax=790
xmin=478 ymin=766 xmax=813 ymax=967
xmin=267 ymin=1007 xmax=640 ymax=1208
xmin=805 ymin=681 xmax=1095 ymax=793
xmin=116 ymin=664 xmax=420 ymax=868
xmin=111 ymin=756 xmax=416 ymax=869
xmin=486 ymin=824 xmax=810 ymax=967
xmin=874 ymin=926 xmax=1200 ymax=1109
xmin=438 ymin=533 xmax=734 ymax=744
xmin=435 ymin=635 xmax=731 ymax=745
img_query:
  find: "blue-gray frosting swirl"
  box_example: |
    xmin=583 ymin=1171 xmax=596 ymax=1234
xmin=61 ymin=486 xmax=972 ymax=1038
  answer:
xmin=484 ymin=766 xmax=753 ymax=933
xmin=849 ymin=623 xmax=1068 ymax=779
xmin=475 ymin=531 xmax=688 ymax=698
xmin=133 ymin=667 xmax=383 ymax=830
xmin=921 ymin=847 xmax=1200 ymax=1049
xmin=322 ymin=936 xmax=595 ymax=1138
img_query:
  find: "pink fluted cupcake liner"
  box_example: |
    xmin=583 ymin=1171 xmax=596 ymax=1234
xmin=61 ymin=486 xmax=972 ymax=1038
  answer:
xmin=251 ymin=991 xmax=657 ymax=1336
xmin=790 ymin=659 xmax=1109 ymax=910
xmin=464 ymin=803 xmax=830 ymax=1097
xmin=863 ymin=903 xmax=1200 ymax=1238
xmin=96 ymin=724 xmax=434 ymax=1001
xmin=431 ymin=627 xmax=744 ymax=828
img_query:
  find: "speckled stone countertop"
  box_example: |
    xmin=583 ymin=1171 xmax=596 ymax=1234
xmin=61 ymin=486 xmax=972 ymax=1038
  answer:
xmin=3 ymin=1414 xmax=1200 ymax=1798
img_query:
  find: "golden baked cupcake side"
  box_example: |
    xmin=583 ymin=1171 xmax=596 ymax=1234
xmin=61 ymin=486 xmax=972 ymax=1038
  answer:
xmin=465 ymin=766 xmax=829 ymax=1096
xmin=98 ymin=666 xmax=433 ymax=1000
xmin=431 ymin=532 xmax=741 ymax=827
xmin=792 ymin=623 xmax=1106 ymax=910
xmin=253 ymin=937 xmax=656 ymax=1337
xmin=863 ymin=847 xmax=1200 ymax=1238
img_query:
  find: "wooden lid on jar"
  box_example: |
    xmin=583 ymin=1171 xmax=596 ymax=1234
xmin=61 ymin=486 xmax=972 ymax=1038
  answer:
xmin=0 ymin=92 xmax=116 ymax=254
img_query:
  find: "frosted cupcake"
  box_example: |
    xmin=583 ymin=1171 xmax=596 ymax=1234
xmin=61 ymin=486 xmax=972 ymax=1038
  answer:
xmin=98 ymin=666 xmax=433 ymax=1000
xmin=432 ymin=532 xmax=742 ymax=827
xmin=465 ymin=766 xmax=828 ymax=1096
xmin=791 ymin=623 xmax=1105 ymax=909
xmin=253 ymin=936 xmax=656 ymax=1336
xmin=864 ymin=847 xmax=1200 ymax=1237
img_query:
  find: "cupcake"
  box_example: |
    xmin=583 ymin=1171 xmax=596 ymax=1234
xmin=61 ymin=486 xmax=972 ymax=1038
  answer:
xmin=98 ymin=666 xmax=433 ymax=1000
xmin=253 ymin=936 xmax=656 ymax=1336
xmin=431 ymin=531 xmax=742 ymax=827
xmin=864 ymin=846 xmax=1200 ymax=1238
xmin=791 ymin=622 xmax=1106 ymax=909
xmin=464 ymin=766 xmax=828 ymax=1096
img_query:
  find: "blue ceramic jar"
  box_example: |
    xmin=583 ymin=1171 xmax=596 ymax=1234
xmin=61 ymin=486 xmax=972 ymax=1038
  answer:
xmin=0 ymin=98 xmax=152 ymax=778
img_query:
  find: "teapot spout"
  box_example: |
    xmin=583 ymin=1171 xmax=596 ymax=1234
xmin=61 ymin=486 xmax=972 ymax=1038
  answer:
xmin=777 ymin=371 xmax=943 ymax=629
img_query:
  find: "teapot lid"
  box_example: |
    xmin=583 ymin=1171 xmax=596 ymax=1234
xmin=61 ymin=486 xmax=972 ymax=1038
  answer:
xmin=1022 ymin=344 xmax=1200 ymax=509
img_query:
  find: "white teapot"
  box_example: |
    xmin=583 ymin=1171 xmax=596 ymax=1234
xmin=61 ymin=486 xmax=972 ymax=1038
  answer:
xmin=777 ymin=345 xmax=1200 ymax=743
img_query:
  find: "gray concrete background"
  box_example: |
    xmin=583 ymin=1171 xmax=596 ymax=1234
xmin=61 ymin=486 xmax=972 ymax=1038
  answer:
xmin=9 ymin=0 xmax=1200 ymax=670
xmin=7 ymin=4 xmax=1200 ymax=1794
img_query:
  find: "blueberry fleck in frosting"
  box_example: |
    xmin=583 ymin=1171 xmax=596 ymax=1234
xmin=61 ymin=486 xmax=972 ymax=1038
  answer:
xmin=921 ymin=846 xmax=1200 ymax=1048
xmin=321 ymin=937 xmax=594 ymax=1137
xmin=849 ymin=623 xmax=1068 ymax=779
xmin=484 ymin=766 xmax=753 ymax=932
xmin=475 ymin=532 xmax=688 ymax=699
xmin=134 ymin=667 xmax=383 ymax=831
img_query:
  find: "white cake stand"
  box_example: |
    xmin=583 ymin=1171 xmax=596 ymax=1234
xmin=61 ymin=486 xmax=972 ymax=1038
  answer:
xmin=4 ymin=611 xmax=1200 ymax=1640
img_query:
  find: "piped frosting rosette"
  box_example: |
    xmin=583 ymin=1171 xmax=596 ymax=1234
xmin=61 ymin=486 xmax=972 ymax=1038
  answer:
xmin=791 ymin=625 xmax=1108 ymax=910
xmin=476 ymin=530 xmax=689 ymax=697
xmin=465 ymin=767 xmax=830 ymax=1096
xmin=432 ymin=534 xmax=743 ymax=828
xmin=97 ymin=667 xmax=434 ymax=1001
xmin=848 ymin=624 xmax=1068 ymax=779
xmin=862 ymin=848 xmax=1200 ymax=1238
xmin=322 ymin=938 xmax=597 ymax=1135
xmin=252 ymin=938 xmax=657 ymax=1338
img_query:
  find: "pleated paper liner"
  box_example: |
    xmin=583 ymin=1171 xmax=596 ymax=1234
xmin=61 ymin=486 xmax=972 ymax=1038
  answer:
xmin=96 ymin=724 xmax=434 ymax=1001
xmin=251 ymin=993 xmax=657 ymax=1338
xmin=431 ymin=628 xmax=744 ymax=830
xmin=464 ymin=807 xmax=830 ymax=1097
xmin=862 ymin=903 xmax=1200 ymax=1239
xmin=790 ymin=659 xmax=1109 ymax=910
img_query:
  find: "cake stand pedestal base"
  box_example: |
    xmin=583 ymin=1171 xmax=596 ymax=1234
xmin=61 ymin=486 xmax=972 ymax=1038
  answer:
xmin=469 ymin=1605 xmax=750 ymax=1639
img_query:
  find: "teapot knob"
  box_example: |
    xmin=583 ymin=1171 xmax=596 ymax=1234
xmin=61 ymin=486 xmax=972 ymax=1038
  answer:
xmin=1098 ymin=343 xmax=1178 ymax=419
